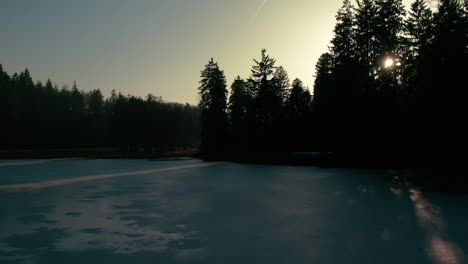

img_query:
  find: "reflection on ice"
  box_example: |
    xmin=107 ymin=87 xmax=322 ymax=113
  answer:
xmin=409 ymin=188 xmax=467 ymax=264
xmin=1 ymin=160 xmax=467 ymax=263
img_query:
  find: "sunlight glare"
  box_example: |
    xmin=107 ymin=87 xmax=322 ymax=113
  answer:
xmin=384 ymin=58 xmax=394 ymax=69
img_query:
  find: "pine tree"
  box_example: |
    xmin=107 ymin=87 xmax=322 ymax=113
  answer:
xmin=354 ymin=0 xmax=380 ymax=98
xmin=374 ymin=0 xmax=406 ymax=99
xmin=70 ymin=81 xmax=85 ymax=114
xmin=331 ymin=0 xmax=356 ymax=67
xmin=313 ymin=52 xmax=334 ymax=114
xmin=285 ymin=78 xmax=313 ymax=150
xmin=250 ymin=49 xmax=276 ymax=85
xmin=0 ymin=65 xmax=10 ymax=106
xmin=86 ymin=89 xmax=104 ymax=115
xmin=286 ymin=79 xmax=311 ymax=119
xmin=354 ymin=0 xmax=378 ymax=72
xmin=373 ymin=0 xmax=406 ymax=114
xmin=271 ymin=66 xmax=290 ymax=101
xmin=228 ymin=77 xmax=250 ymax=150
xmin=375 ymin=0 xmax=406 ymax=60
xmin=330 ymin=0 xmax=360 ymax=113
xmin=422 ymin=0 xmax=466 ymax=100
xmin=402 ymin=0 xmax=433 ymax=96
xmin=0 ymin=65 xmax=10 ymax=127
xmin=249 ymin=49 xmax=277 ymax=129
xmin=198 ymin=58 xmax=228 ymax=152
xmin=416 ymin=0 xmax=467 ymax=161
xmin=313 ymin=52 xmax=335 ymax=151
xmin=248 ymin=49 xmax=283 ymax=150
xmin=405 ymin=0 xmax=434 ymax=58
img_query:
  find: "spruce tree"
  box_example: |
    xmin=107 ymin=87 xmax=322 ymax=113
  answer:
xmin=375 ymin=0 xmax=406 ymax=60
xmin=330 ymin=0 xmax=360 ymax=114
xmin=198 ymin=58 xmax=228 ymax=152
xmin=403 ymin=0 xmax=433 ymax=96
xmin=228 ymin=77 xmax=250 ymax=150
xmin=331 ymin=0 xmax=356 ymax=67
xmin=405 ymin=0 xmax=433 ymax=58
xmin=271 ymin=66 xmax=290 ymax=101
xmin=354 ymin=0 xmax=378 ymax=74
xmin=313 ymin=53 xmax=334 ymax=114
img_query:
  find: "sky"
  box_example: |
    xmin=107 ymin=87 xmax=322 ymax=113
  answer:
xmin=1 ymin=0 xmax=415 ymax=105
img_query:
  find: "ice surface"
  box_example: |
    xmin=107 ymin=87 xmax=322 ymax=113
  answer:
xmin=0 ymin=159 xmax=467 ymax=263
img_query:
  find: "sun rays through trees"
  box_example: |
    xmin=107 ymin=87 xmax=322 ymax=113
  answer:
xmin=198 ymin=0 xmax=467 ymax=166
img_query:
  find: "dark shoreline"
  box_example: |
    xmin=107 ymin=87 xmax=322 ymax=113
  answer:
xmin=0 ymin=148 xmax=199 ymax=160
xmin=1 ymin=149 xmax=466 ymax=194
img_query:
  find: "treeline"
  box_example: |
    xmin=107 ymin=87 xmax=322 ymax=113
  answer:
xmin=0 ymin=66 xmax=200 ymax=153
xmin=199 ymin=0 xmax=467 ymax=164
xmin=199 ymin=55 xmax=313 ymax=154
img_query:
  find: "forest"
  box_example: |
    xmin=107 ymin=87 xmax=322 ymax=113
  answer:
xmin=0 ymin=66 xmax=201 ymax=154
xmin=1 ymin=0 xmax=466 ymax=165
xmin=198 ymin=0 xmax=467 ymax=165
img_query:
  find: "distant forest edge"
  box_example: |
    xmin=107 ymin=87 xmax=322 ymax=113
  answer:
xmin=198 ymin=0 xmax=466 ymax=166
xmin=0 ymin=66 xmax=201 ymax=155
xmin=1 ymin=0 xmax=467 ymax=165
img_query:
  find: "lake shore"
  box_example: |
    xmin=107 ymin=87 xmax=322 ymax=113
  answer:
xmin=0 ymin=148 xmax=198 ymax=159
xmin=2 ymin=149 xmax=466 ymax=194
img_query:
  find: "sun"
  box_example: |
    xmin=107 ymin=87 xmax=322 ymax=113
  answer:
xmin=384 ymin=58 xmax=394 ymax=69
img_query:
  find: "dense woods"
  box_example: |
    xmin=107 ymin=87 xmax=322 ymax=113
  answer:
xmin=199 ymin=0 xmax=467 ymax=165
xmin=1 ymin=0 xmax=466 ymax=165
xmin=0 ymin=66 xmax=200 ymax=153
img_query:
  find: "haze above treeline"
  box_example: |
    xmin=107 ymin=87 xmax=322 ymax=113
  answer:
xmin=1 ymin=0 xmax=420 ymax=104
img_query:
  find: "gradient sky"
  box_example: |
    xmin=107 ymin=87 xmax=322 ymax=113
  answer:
xmin=1 ymin=0 xmax=414 ymax=104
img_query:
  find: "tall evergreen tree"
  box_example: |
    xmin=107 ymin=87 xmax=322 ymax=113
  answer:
xmin=313 ymin=52 xmax=335 ymax=150
xmin=354 ymin=0 xmax=378 ymax=73
xmin=286 ymin=79 xmax=311 ymax=120
xmin=0 ymin=65 xmax=10 ymax=106
xmin=285 ymin=79 xmax=313 ymax=150
xmin=249 ymin=49 xmax=276 ymax=98
xmin=86 ymin=89 xmax=104 ymax=115
xmin=198 ymin=58 xmax=228 ymax=152
xmin=403 ymin=0 xmax=433 ymax=96
xmin=271 ymin=66 xmax=290 ymax=101
xmin=70 ymin=81 xmax=85 ymax=114
xmin=414 ymin=0 xmax=467 ymax=162
xmin=405 ymin=0 xmax=434 ymax=58
xmin=228 ymin=77 xmax=250 ymax=150
xmin=420 ymin=0 xmax=466 ymax=101
xmin=375 ymin=0 xmax=406 ymax=59
xmin=249 ymin=51 xmax=276 ymax=122
xmin=0 ymin=65 xmax=10 ymax=148
xmin=330 ymin=0 xmax=361 ymax=114
xmin=247 ymin=49 xmax=284 ymax=150
xmin=373 ymin=0 xmax=406 ymax=106
xmin=313 ymin=52 xmax=334 ymax=114
xmin=331 ymin=0 xmax=356 ymax=67
xmin=354 ymin=0 xmax=380 ymax=98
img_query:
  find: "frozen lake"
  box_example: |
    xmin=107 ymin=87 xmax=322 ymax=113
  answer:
xmin=0 ymin=159 xmax=467 ymax=264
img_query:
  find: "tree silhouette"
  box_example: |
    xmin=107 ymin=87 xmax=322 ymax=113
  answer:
xmin=0 ymin=65 xmax=200 ymax=155
xmin=248 ymin=49 xmax=284 ymax=150
xmin=402 ymin=0 xmax=433 ymax=98
xmin=331 ymin=0 xmax=356 ymax=67
xmin=405 ymin=0 xmax=433 ymax=59
xmin=355 ymin=0 xmax=378 ymax=86
xmin=228 ymin=76 xmax=251 ymax=151
xmin=416 ymin=0 xmax=467 ymax=160
xmin=198 ymin=58 xmax=228 ymax=153
xmin=330 ymin=0 xmax=361 ymax=128
xmin=285 ymin=79 xmax=313 ymax=150
xmin=313 ymin=53 xmax=334 ymax=115
xmin=271 ymin=66 xmax=290 ymax=101
xmin=3 ymin=0 xmax=467 ymax=167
